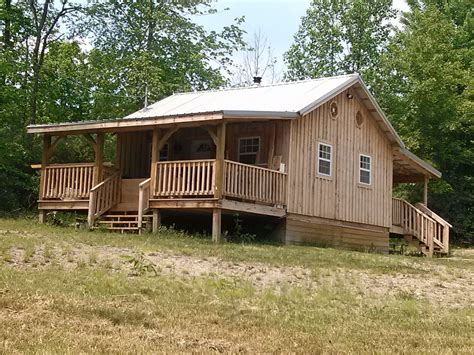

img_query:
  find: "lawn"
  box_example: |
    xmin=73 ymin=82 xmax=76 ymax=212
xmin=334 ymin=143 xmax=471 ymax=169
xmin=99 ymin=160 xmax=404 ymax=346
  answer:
xmin=0 ymin=217 xmax=473 ymax=353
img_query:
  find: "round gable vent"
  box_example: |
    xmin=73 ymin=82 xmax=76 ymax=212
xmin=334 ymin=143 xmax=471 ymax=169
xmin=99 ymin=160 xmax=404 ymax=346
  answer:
xmin=356 ymin=111 xmax=364 ymax=128
xmin=329 ymin=101 xmax=338 ymax=119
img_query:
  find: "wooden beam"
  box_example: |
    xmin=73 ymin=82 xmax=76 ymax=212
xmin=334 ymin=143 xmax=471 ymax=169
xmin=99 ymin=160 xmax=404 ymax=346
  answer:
xmin=214 ymin=121 xmax=226 ymax=199
xmin=205 ymin=126 xmax=218 ymax=146
xmin=423 ymin=176 xmax=429 ymax=206
xmin=267 ymin=121 xmax=276 ymax=167
xmin=212 ymin=208 xmax=222 ymax=243
xmin=152 ymin=209 xmax=161 ymax=233
xmin=149 ymin=198 xmax=220 ymax=209
xmin=27 ymin=113 xmax=223 ymax=135
xmin=92 ymin=133 xmax=104 ymax=186
xmin=38 ymin=135 xmax=52 ymax=207
xmin=38 ymin=210 xmax=47 ymax=223
xmin=157 ymin=127 xmax=178 ymax=151
xmin=150 ymin=128 xmax=161 ymax=194
xmin=83 ymin=133 xmax=97 ymax=149
xmin=115 ymin=133 xmax=122 ymax=173
xmin=46 ymin=135 xmax=65 ymax=160
xmin=221 ymin=199 xmax=286 ymax=218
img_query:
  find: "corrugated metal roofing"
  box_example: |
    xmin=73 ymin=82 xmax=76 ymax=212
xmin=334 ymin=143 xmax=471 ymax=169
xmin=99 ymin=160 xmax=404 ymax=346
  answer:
xmin=125 ymin=74 xmax=359 ymax=120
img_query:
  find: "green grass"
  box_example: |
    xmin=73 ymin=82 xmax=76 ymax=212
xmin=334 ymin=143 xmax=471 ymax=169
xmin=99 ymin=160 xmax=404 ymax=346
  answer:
xmin=0 ymin=217 xmax=473 ymax=353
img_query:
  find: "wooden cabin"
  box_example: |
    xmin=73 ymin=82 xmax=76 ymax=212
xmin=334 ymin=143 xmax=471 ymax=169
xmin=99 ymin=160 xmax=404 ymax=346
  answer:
xmin=27 ymin=74 xmax=451 ymax=255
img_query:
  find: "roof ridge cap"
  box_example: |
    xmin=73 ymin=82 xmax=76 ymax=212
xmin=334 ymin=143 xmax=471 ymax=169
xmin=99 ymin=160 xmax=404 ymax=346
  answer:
xmin=171 ymin=73 xmax=359 ymax=96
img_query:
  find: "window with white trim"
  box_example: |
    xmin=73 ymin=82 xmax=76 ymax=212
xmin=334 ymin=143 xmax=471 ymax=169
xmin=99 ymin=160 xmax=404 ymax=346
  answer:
xmin=317 ymin=143 xmax=332 ymax=176
xmin=239 ymin=137 xmax=260 ymax=164
xmin=359 ymin=154 xmax=371 ymax=185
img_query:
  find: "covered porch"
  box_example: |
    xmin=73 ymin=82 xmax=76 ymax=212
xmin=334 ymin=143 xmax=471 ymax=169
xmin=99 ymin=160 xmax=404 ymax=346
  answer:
xmin=390 ymin=147 xmax=451 ymax=254
xmin=31 ymin=113 xmax=290 ymax=241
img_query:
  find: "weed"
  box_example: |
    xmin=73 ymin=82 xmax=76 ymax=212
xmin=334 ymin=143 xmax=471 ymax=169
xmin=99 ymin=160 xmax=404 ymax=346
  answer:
xmin=88 ymin=252 xmax=98 ymax=265
xmin=23 ymin=246 xmax=35 ymax=263
xmin=127 ymin=252 xmax=158 ymax=276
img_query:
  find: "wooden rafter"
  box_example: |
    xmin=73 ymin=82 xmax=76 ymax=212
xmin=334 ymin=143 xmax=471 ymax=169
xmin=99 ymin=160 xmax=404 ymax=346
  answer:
xmin=157 ymin=127 xmax=179 ymax=151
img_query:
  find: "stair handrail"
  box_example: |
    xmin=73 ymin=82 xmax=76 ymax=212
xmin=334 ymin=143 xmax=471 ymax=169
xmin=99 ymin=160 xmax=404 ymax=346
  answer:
xmin=138 ymin=178 xmax=151 ymax=230
xmin=392 ymin=197 xmax=439 ymax=256
xmin=87 ymin=171 xmax=121 ymax=226
xmin=415 ymin=202 xmax=450 ymax=254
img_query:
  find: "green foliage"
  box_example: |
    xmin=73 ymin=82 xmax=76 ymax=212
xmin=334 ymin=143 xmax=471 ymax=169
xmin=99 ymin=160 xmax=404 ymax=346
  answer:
xmin=284 ymin=0 xmax=396 ymax=86
xmin=0 ymin=0 xmax=245 ymax=211
xmin=379 ymin=2 xmax=473 ymax=243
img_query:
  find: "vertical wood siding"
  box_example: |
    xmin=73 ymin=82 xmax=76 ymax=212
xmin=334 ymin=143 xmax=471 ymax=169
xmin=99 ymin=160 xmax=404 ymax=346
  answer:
xmin=226 ymin=121 xmax=290 ymax=167
xmin=287 ymin=90 xmax=393 ymax=228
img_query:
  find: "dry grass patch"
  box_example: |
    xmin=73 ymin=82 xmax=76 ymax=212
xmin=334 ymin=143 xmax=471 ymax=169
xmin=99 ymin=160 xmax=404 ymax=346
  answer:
xmin=0 ymin=218 xmax=473 ymax=352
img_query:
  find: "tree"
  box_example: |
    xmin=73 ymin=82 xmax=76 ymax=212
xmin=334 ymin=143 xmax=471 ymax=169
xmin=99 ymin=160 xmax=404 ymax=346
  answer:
xmin=379 ymin=2 xmax=473 ymax=243
xmin=24 ymin=0 xmax=82 ymax=129
xmin=232 ymin=30 xmax=278 ymax=86
xmin=0 ymin=0 xmax=246 ymax=211
xmin=284 ymin=0 xmax=395 ymax=87
xmin=84 ymin=0 xmax=245 ymax=114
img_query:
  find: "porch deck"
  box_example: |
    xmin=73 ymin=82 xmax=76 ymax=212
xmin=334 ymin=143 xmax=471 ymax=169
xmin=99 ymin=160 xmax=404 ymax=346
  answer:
xmin=38 ymin=159 xmax=288 ymax=218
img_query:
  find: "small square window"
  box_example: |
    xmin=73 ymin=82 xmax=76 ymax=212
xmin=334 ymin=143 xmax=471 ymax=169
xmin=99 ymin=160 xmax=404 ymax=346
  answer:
xmin=317 ymin=143 xmax=332 ymax=177
xmin=239 ymin=137 xmax=260 ymax=164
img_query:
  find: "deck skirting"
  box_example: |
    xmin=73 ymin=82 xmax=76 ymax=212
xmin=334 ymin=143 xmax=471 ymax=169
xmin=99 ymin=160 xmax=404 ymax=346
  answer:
xmin=285 ymin=214 xmax=389 ymax=253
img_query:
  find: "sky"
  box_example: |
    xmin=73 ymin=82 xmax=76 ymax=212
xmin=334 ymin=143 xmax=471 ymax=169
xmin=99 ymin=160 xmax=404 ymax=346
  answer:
xmin=193 ymin=0 xmax=410 ymax=80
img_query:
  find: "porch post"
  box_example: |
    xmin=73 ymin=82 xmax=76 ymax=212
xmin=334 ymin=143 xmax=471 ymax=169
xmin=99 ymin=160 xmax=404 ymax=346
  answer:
xmin=152 ymin=209 xmax=161 ymax=233
xmin=212 ymin=208 xmax=222 ymax=243
xmin=150 ymin=128 xmax=160 ymax=190
xmin=423 ymin=176 xmax=429 ymax=206
xmin=214 ymin=121 xmax=226 ymax=200
xmin=92 ymin=133 xmax=104 ymax=186
xmin=38 ymin=135 xmax=51 ymax=223
xmin=115 ymin=133 xmax=122 ymax=174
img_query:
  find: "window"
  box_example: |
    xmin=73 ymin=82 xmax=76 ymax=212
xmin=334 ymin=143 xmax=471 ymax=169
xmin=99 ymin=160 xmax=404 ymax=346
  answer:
xmin=317 ymin=143 xmax=332 ymax=176
xmin=359 ymin=154 xmax=371 ymax=185
xmin=159 ymin=143 xmax=169 ymax=161
xmin=239 ymin=137 xmax=260 ymax=164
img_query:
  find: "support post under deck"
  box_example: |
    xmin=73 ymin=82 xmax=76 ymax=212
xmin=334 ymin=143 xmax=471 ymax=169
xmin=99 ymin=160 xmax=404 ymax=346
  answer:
xmin=212 ymin=208 xmax=221 ymax=243
xmin=152 ymin=209 xmax=161 ymax=233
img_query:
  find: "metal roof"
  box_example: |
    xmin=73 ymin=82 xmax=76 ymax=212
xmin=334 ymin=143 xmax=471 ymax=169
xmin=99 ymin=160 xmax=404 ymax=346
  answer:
xmin=125 ymin=74 xmax=359 ymax=120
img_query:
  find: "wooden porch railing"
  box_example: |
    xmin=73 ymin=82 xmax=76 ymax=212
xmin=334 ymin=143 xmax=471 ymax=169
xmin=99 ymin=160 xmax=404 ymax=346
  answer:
xmin=223 ymin=160 xmax=287 ymax=205
xmin=88 ymin=171 xmax=121 ymax=226
xmin=41 ymin=163 xmax=95 ymax=200
xmin=392 ymin=198 xmax=448 ymax=255
xmin=137 ymin=178 xmax=151 ymax=230
xmin=151 ymin=159 xmax=288 ymax=206
xmin=153 ymin=160 xmax=216 ymax=197
xmin=415 ymin=202 xmax=450 ymax=254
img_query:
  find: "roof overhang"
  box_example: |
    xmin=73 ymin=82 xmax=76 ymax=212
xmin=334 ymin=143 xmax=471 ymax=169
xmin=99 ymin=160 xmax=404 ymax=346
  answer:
xmin=393 ymin=147 xmax=441 ymax=182
xmin=26 ymin=110 xmax=297 ymax=135
xmin=27 ymin=112 xmax=224 ymax=135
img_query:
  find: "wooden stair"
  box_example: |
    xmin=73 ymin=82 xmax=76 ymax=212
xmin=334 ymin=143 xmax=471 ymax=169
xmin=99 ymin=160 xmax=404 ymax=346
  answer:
xmin=392 ymin=198 xmax=451 ymax=256
xmin=95 ymin=211 xmax=152 ymax=233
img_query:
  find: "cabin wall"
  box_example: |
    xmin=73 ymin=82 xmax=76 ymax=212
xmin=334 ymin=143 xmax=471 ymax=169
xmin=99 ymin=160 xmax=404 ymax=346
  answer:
xmin=119 ymin=131 xmax=152 ymax=178
xmin=287 ymin=90 xmax=393 ymax=228
xmin=226 ymin=121 xmax=290 ymax=169
xmin=167 ymin=127 xmax=215 ymax=161
xmin=117 ymin=122 xmax=291 ymax=180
